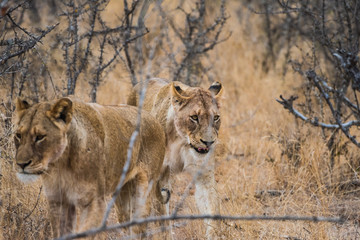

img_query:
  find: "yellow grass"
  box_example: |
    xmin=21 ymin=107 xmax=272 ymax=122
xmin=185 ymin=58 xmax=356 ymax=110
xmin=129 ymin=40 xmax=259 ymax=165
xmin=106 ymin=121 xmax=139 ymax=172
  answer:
xmin=1 ymin=1 xmax=359 ymax=239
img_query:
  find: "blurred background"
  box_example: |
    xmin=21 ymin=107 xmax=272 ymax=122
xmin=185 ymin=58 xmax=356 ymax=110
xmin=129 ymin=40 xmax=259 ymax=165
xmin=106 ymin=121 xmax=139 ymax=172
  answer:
xmin=1 ymin=0 xmax=360 ymax=239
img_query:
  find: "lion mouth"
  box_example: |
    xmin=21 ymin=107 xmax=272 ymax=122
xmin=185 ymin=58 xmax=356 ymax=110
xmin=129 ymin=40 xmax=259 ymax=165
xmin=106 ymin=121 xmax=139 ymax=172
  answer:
xmin=191 ymin=145 xmax=209 ymax=154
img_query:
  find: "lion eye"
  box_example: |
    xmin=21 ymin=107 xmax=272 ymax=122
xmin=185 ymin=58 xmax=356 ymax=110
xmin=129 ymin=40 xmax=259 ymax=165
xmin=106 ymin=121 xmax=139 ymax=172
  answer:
xmin=190 ymin=115 xmax=198 ymax=122
xmin=35 ymin=135 xmax=46 ymax=142
xmin=214 ymin=115 xmax=220 ymax=122
xmin=15 ymin=133 xmax=21 ymax=140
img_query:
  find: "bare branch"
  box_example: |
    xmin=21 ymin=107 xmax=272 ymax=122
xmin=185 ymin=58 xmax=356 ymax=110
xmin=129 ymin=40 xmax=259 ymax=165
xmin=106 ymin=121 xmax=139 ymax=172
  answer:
xmin=306 ymin=70 xmax=360 ymax=147
xmin=56 ymin=214 xmax=344 ymax=240
xmin=276 ymin=95 xmax=360 ymax=130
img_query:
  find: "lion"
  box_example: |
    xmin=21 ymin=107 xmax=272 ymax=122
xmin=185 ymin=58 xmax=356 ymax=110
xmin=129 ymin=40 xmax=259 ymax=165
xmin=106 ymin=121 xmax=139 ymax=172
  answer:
xmin=128 ymin=78 xmax=223 ymax=238
xmin=13 ymin=97 xmax=167 ymax=239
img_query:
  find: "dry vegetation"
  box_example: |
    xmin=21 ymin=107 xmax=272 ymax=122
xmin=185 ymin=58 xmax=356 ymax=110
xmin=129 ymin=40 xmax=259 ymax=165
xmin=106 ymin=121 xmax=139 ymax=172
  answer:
xmin=1 ymin=0 xmax=360 ymax=239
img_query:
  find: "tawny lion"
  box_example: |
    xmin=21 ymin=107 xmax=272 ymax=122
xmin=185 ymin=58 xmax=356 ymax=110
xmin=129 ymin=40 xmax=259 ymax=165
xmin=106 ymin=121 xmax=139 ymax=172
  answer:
xmin=14 ymin=97 xmax=167 ymax=238
xmin=128 ymin=78 xmax=223 ymax=238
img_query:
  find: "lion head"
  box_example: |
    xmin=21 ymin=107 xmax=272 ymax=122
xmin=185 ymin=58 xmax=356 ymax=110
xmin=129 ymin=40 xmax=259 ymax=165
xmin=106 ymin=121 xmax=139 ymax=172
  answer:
xmin=170 ymin=81 xmax=223 ymax=155
xmin=14 ymin=98 xmax=73 ymax=183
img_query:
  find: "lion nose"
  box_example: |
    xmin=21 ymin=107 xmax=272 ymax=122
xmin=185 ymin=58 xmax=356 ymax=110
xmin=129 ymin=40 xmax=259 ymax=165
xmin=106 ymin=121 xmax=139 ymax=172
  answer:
xmin=17 ymin=160 xmax=31 ymax=170
xmin=200 ymin=139 xmax=215 ymax=147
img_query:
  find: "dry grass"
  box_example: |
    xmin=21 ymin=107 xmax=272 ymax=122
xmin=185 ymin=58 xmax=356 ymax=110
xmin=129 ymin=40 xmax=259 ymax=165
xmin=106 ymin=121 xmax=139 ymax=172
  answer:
xmin=1 ymin=1 xmax=360 ymax=239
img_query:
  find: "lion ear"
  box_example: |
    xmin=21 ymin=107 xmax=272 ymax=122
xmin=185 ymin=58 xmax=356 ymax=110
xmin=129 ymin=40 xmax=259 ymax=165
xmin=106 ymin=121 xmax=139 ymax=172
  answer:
xmin=15 ymin=98 xmax=31 ymax=123
xmin=48 ymin=98 xmax=73 ymax=125
xmin=16 ymin=98 xmax=31 ymax=112
xmin=209 ymin=82 xmax=223 ymax=99
xmin=171 ymin=82 xmax=190 ymax=105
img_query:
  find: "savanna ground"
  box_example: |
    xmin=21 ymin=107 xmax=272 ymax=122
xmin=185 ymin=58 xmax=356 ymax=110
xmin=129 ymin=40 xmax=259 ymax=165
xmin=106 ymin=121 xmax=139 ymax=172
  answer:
xmin=1 ymin=0 xmax=360 ymax=239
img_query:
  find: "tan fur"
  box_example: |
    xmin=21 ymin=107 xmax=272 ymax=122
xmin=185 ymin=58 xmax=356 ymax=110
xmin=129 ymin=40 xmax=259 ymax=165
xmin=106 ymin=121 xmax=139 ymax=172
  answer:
xmin=128 ymin=78 xmax=223 ymax=239
xmin=14 ymin=97 xmax=166 ymax=239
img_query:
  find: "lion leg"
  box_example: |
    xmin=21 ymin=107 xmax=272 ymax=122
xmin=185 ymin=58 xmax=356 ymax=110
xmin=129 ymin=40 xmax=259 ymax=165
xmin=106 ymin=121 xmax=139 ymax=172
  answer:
xmin=49 ymin=201 xmax=62 ymax=238
xmin=115 ymin=182 xmax=132 ymax=223
xmin=64 ymin=203 xmax=76 ymax=234
xmin=78 ymin=197 xmax=106 ymax=239
xmin=151 ymin=184 xmax=171 ymax=240
xmin=48 ymin=200 xmax=76 ymax=238
xmin=130 ymin=170 xmax=150 ymax=238
xmin=115 ymin=174 xmax=150 ymax=239
xmin=48 ymin=201 xmax=62 ymax=238
xmin=114 ymin=182 xmax=134 ymax=238
xmin=49 ymin=200 xmax=76 ymax=237
xmin=194 ymin=171 xmax=220 ymax=240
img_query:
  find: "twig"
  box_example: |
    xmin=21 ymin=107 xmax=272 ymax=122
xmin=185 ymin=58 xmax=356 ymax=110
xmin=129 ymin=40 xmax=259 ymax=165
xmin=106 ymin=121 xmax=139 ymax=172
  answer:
xmin=75 ymin=2 xmax=102 ymax=87
xmin=23 ymin=186 xmax=42 ymax=220
xmin=90 ymin=20 xmax=107 ymax=103
xmin=254 ymin=189 xmax=287 ymax=198
xmin=71 ymin=2 xmax=79 ymax=94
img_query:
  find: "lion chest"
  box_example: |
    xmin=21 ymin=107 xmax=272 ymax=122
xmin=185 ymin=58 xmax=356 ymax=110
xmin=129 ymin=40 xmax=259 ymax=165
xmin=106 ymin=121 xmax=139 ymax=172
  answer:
xmin=42 ymin=168 xmax=99 ymax=207
xmin=165 ymin=137 xmax=216 ymax=175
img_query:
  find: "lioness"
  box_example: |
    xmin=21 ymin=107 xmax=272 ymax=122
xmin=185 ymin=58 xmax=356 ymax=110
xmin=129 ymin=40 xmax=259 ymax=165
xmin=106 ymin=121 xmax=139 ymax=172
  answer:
xmin=128 ymin=78 xmax=223 ymax=238
xmin=14 ymin=97 xmax=166 ymax=238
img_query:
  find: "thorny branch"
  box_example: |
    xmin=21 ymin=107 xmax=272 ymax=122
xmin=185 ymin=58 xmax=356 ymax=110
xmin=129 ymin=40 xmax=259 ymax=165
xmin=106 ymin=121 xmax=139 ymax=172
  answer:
xmin=158 ymin=0 xmax=230 ymax=86
xmin=0 ymin=23 xmax=59 ymax=64
xmin=123 ymin=0 xmax=140 ymax=86
xmin=258 ymin=0 xmax=360 ymax=150
xmin=60 ymin=0 xmax=148 ymax=96
xmin=0 ymin=0 xmax=60 ymax=104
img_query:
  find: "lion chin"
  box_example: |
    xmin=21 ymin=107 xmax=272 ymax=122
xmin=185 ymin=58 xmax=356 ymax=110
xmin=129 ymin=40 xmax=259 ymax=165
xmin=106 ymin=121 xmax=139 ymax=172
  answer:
xmin=191 ymin=144 xmax=210 ymax=154
xmin=16 ymin=172 xmax=41 ymax=184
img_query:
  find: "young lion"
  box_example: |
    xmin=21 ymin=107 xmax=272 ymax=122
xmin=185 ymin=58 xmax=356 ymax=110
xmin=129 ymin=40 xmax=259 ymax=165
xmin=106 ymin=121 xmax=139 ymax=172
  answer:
xmin=14 ymin=97 xmax=166 ymax=238
xmin=128 ymin=78 xmax=223 ymax=238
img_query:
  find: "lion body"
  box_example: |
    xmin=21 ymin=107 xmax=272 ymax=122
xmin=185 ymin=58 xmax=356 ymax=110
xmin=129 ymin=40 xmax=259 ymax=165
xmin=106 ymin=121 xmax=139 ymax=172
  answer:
xmin=14 ymin=97 xmax=166 ymax=238
xmin=128 ymin=78 xmax=223 ymax=238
